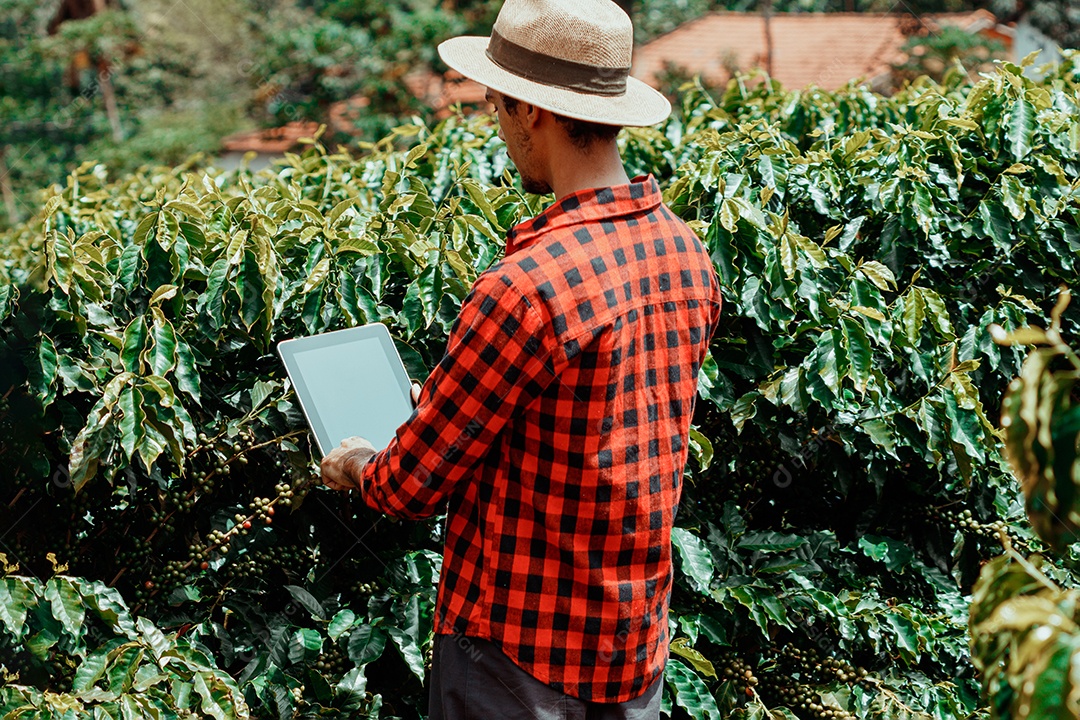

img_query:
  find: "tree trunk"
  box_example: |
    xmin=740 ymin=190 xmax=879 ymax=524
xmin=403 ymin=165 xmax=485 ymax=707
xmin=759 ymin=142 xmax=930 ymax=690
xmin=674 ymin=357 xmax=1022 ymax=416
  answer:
xmin=97 ymin=58 xmax=123 ymax=142
xmin=0 ymin=146 xmax=22 ymax=227
xmin=762 ymin=0 xmax=774 ymax=77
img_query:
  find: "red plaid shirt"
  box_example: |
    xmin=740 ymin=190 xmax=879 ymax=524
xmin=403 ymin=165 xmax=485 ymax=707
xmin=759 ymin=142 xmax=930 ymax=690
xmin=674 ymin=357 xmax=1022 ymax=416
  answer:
xmin=359 ymin=175 xmax=721 ymax=702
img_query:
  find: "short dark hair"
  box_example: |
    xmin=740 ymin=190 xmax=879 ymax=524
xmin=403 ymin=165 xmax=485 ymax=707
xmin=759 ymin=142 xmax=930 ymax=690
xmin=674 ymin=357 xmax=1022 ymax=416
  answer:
xmin=554 ymin=115 xmax=622 ymax=149
xmin=501 ymin=95 xmax=621 ymax=149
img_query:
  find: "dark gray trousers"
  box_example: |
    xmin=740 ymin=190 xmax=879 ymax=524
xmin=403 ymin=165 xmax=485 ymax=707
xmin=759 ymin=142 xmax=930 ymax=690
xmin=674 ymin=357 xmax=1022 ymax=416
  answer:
xmin=427 ymin=635 xmax=663 ymax=720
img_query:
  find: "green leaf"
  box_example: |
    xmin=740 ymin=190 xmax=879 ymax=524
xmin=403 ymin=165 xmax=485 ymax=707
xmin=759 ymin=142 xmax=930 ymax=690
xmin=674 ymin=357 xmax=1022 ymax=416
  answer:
xmin=237 ymin=249 xmax=267 ymax=331
xmin=118 ymin=386 xmax=145 ymax=463
xmin=149 ymin=312 xmax=178 ymax=376
xmin=148 ymin=284 xmax=178 ymax=306
xmin=719 ymin=198 xmax=740 ymax=233
xmin=203 ymin=258 xmax=230 ymax=331
xmin=670 ymin=637 xmax=717 ymax=679
xmin=348 ymin=624 xmax=388 ymax=666
xmin=901 ymin=287 xmax=925 ymax=345
xmin=336 ymin=667 xmax=369 ymax=710
xmin=665 ymin=657 xmax=720 ymax=720
xmin=858 ymin=261 xmax=896 ymax=292
xmin=174 ymin=337 xmax=201 ymax=404
xmin=302 ymin=258 xmax=331 ymax=295
xmin=399 ymin=281 xmax=425 ymax=338
xmin=133 ymin=213 xmax=157 ymax=246
xmin=32 ymin=333 xmax=58 ymax=407
xmin=73 ymin=647 xmax=112 ymax=692
xmin=1006 ymin=97 xmax=1036 ymax=160
xmin=671 ymin=527 xmax=714 ymax=595
xmin=858 ymin=535 xmax=915 ymax=573
xmin=45 ymin=577 xmax=86 ymax=644
xmin=328 ymin=609 xmax=357 ymax=641
xmin=417 ymin=260 xmax=443 ymax=323
xmin=730 ymin=392 xmax=758 ymax=433
xmin=121 ymin=316 xmax=148 ymax=373
xmin=388 ymin=593 xmax=425 ymax=681
xmin=688 ymin=426 xmax=714 ymax=471
xmin=47 ymin=229 xmax=74 ymax=293
xmin=0 ymin=284 xmax=15 ymax=322
xmin=862 ymin=418 xmax=897 ymax=458
xmin=136 ymin=616 xmax=171 ymax=660
xmin=387 ymin=625 xmax=426 ymax=682
xmin=885 ymin=610 xmax=922 ymax=662
xmin=118 ymin=244 xmax=144 ymax=291
xmin=1001 ymin=175 xmax=1029 ymax=222
xmin=921 ymin=287 xmax=954 ymax=338
xmin=944 ymin=387 xmax=986 ymax=463
xmin=842 ymin=317 xmax=871 ymax=393
xmin=192 ymin=671 xmax=236 ymax=720
xmin=0 ymin=577 xmax=35 ymax=641
xmin=288 ymin=628 xmax=323 ymax=665
xmin=813 ymin=328 xmax=846 ymax=398
xmin=706 ymin=217 xmax=739 ymax=286
xmin=851 ymin=305 xmax=886 ymax=322
xmin=284 ymin=585 xmax=325 ymax=620
xmin=979 ymin=199 xmax=1013 ymax=250
xmin=462 ymin=180 xmax=501 ymax=230
xmin=69 ymin=413 xmax=108 ymax=493
xmin=738 ymin=532 xmax=807 ymax=553
xmin=792 ymin=232 xmax=828 ymax=268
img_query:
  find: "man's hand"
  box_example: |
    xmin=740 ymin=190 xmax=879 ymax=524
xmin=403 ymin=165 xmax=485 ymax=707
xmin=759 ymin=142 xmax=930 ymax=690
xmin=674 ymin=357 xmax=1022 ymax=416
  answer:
xmin=321 ymin=437 xmax=377 ymax=491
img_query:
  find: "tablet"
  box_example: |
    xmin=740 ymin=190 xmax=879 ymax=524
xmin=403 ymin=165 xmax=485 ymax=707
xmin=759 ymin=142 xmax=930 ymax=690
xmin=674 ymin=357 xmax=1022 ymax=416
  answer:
xmin=277 ymin=324 xmax=414 ymax=456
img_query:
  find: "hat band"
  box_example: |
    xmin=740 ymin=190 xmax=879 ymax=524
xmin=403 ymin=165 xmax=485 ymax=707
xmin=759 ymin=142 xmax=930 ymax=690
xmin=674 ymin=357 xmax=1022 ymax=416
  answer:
xmin=486 ymin=30 xmax=629 ymax=97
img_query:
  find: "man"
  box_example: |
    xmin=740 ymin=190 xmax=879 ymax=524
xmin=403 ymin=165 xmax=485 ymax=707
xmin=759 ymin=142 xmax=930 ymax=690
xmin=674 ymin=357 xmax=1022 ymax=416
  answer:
xmin=320 ymin=0 xmax=722 ymax=717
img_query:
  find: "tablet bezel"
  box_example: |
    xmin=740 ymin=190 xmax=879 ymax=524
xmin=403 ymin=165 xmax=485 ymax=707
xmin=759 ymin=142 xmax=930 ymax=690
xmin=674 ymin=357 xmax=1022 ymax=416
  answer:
xmin=277 ymin=323 xmax=414 ymax=456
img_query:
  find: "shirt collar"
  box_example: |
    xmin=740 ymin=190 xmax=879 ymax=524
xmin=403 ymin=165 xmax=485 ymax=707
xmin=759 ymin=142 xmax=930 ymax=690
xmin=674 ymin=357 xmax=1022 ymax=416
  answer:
xmin=504 ymin=175 xmax=663 ymax=257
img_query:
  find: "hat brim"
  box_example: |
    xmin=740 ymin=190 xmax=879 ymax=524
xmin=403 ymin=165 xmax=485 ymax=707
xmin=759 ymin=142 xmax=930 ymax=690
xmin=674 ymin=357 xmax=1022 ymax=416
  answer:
xmin=438 ymin=36 xmax=671 ymax=127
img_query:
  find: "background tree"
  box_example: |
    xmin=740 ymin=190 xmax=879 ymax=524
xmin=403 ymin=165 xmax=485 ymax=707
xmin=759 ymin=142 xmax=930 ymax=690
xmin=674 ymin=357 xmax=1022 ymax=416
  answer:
xmin=991 ymin=0 xmax=1080 ymax=47
xmin=891 ymin=24 xmax=1006 ymax=86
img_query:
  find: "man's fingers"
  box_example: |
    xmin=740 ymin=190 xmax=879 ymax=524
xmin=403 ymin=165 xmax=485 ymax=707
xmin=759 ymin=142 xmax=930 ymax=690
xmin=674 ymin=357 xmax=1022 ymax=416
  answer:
xmin=320 ymin=450 xmax=350 ymax=490
xmin=411 ymin=382 xmax=422 ymax=407
xmin=320 ymin=442 xmax=374 ymax=492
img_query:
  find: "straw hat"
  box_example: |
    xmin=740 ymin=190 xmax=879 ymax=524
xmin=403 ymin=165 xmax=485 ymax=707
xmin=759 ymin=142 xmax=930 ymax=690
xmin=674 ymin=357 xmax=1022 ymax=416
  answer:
xmin=437 ymin=0 xmax=671 ymax=127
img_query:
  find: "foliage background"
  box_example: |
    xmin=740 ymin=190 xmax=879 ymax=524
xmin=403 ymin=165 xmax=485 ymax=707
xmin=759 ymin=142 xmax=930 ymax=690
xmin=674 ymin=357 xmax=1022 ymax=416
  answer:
xmin=2 ymin=50 xmax=1080 ymax=719
xmin=4 ymin=0 xmax=1029 ymax=231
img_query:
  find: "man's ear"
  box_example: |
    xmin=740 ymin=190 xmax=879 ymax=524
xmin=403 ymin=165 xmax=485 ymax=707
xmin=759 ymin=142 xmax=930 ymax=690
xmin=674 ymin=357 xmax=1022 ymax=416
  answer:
xmin=523 ymin=102 xmax=544 ymax=129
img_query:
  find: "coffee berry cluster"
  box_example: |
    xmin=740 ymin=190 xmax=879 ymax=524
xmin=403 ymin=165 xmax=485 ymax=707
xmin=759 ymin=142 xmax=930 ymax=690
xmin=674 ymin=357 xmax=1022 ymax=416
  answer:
xmin=716 ymin=650 xmax=759 ymax=697
xmin=766 ymin=681 xmax=855 ymax=720
xmin=774 ymin=645 xmax=867 ymax=686
xmin=248 ymin=496 xmax=277 ymax=525
xmin=754 ymin=644 xmax=868 ymax=719
xmin=925 ymin=506 xmax=1032 ymax=553
xmin=314 ymin=646 xmax=348 ymax=675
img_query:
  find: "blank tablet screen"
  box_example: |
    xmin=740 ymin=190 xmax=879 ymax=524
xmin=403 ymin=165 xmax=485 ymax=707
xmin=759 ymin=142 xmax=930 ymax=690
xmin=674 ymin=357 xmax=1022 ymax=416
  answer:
xmin=279 ymin=325 xmax=414 ymax=455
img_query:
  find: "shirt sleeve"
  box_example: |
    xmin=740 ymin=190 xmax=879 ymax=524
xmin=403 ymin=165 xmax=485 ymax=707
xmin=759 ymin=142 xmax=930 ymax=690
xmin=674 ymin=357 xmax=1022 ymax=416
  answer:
xmin=357 ymin=270 xmax=556 ymax=519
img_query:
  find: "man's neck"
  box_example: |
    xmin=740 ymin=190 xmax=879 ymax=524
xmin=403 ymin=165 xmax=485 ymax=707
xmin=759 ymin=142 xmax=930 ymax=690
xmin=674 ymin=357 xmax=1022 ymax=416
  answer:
xmin=547 ymin=140 xmax=630 ymax=201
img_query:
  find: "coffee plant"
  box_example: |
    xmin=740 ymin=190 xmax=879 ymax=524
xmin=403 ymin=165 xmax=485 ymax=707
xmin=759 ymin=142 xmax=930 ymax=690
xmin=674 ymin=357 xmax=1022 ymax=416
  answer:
xmin=2 ymin=53 xmax=1079 ymax=719
xmin=967 ymin=297 xmax=1080 ymax=720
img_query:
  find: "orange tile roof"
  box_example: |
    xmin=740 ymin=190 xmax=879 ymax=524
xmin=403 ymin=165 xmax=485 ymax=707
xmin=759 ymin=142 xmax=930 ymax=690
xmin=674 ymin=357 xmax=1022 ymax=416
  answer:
xmin=220 ymin=121 xmax=322 ymax=154
xmin=328 ymin=94 xmax=371 ymax=135
xmin=403 ymin=69 xmax=489 ymax=117
xmin=434 ymin=71 xmax=489 ymax=117
xmin=632 ymin=10 xmax=1003 ymax=91
xmin=223 ymin=72 xmax=489 ymax=153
